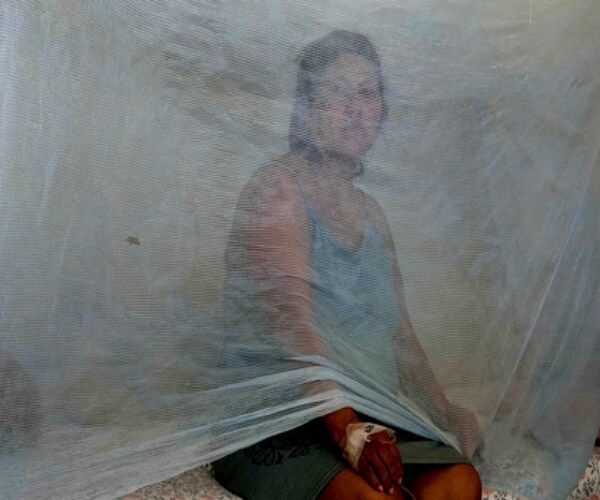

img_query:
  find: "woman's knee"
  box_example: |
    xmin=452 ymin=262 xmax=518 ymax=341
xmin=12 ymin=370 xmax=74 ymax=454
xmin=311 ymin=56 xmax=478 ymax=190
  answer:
xmin=408 ymin=463 xmax=481 ymax=500
xmin=445 ymin=463 xmax=482 ymax=499
xmin=318 ymin=467 xmax=406 ymax=500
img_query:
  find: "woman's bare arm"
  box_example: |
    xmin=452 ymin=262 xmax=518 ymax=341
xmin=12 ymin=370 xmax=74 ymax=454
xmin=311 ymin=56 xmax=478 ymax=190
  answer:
xmin=365 ymin=197 xmax=452 ymax=418
xmin=367 ymin=196 xmax=481 ymax=453
xmin=236 ymin=163 xmax=322 ymax=358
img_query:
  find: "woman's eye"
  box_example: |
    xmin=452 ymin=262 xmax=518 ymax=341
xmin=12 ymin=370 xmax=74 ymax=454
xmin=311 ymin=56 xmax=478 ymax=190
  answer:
xmin=319 ymin=83 xmax=378 ymax=104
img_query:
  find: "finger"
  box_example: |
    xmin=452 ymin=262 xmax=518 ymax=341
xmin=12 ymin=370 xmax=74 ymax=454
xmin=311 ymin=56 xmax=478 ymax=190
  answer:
xmin=370 ymin=432 xmax=403 ymax=484
xmin=377 ymin=442 xmax=404 ymax=484
xmin=357 ymin=455 xmax=384 ymax=493
xmin=363 ymin=446 xmax=394 ymax=493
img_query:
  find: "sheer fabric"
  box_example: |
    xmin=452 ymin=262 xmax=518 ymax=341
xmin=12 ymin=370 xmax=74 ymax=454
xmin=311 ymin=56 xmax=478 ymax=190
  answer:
xmin=0 ymin=2 xmax=599 ymax=499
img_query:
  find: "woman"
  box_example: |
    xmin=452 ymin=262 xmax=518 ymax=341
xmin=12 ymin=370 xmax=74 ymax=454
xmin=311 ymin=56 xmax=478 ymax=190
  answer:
xmin=215 ymin=31 xmax=482 ymax=499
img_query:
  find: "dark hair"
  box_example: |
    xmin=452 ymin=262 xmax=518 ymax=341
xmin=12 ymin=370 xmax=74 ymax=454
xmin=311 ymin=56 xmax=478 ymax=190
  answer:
xmin=289 ymin=30 xmax=387 ymax=154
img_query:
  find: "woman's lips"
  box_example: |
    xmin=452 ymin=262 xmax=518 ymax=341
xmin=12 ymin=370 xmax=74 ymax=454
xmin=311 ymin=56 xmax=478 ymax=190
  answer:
xmin=342 ymin=123 xmax=366 ymax=135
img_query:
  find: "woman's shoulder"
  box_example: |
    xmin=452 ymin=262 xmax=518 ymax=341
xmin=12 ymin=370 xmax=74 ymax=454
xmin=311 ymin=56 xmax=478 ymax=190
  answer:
xmin=253 ymin=152 xmax=308 ymax=179
xmin=245 ymin=153 xmax=309 ymax=200
xmin=238 ymin=153 xmax=309 ymax=210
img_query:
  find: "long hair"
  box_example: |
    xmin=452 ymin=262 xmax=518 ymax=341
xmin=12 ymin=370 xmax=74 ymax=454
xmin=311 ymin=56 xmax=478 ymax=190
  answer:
xmin=289 ymin=31 xmax=387 ymax=157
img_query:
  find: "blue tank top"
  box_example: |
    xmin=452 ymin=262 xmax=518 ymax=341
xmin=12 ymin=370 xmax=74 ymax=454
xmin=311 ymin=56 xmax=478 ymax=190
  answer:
xmin=306 ymin=206 xmax=400 ymax=393
xmin=223 ymin=185 xmax=401 ymax=394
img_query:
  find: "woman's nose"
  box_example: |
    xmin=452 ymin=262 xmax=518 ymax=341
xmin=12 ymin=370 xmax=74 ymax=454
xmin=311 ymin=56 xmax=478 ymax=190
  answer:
xmin=344 ymin=92 xmax=362 ymax=117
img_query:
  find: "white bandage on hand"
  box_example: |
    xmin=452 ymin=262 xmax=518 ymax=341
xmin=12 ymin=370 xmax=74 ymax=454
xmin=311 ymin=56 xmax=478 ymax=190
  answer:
xmin=342 ymin=422 xmax=396 ymax=470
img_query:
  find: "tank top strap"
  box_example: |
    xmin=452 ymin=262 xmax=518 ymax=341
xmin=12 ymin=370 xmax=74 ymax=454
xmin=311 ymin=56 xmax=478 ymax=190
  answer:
xmin=275 ymin=163 xmax=313 ymax=225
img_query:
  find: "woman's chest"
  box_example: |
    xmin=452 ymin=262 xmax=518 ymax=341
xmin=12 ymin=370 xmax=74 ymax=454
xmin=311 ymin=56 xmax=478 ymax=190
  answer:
xmin=309 ymin=219 xmax=399 ymax=333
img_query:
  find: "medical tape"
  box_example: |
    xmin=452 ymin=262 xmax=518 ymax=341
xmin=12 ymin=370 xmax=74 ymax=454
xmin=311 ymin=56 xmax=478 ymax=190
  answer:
xmin=342 ymin=422 xmax=396 ymax=471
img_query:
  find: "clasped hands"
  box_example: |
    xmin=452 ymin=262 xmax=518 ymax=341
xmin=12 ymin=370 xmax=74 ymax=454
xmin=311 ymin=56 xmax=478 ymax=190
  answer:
xmin=341 ymin=424 xmax=404 ymax=494
xmin=324 ymin=408 xmax=403 ymax=495
xmin=324 ymin=404 xmax=481 ymax=495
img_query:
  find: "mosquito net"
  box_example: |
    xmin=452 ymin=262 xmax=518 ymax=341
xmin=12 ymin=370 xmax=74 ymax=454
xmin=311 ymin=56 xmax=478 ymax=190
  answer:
xmin=1 ymin=1 xmax=598 ymax=499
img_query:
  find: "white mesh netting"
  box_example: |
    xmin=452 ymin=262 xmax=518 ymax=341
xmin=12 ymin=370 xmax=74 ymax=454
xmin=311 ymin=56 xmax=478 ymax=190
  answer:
xmin=0 ymin=1 xmax=599 ymax=498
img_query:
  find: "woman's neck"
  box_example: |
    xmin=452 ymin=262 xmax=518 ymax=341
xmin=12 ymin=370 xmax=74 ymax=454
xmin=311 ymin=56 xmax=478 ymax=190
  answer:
xmin=312 ymin=150 xmax=360 ymax=182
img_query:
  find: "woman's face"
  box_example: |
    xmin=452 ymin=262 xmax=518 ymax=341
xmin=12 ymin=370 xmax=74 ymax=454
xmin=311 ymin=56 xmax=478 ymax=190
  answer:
xmin=309 ymin=53 xmax=383 ymax=160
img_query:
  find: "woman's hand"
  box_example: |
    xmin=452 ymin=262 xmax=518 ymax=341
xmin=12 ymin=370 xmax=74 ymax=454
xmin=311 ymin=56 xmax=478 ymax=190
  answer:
xmin=322 ymin=408 xmax=403 ymax=494
xmin=355 ymin=429 xmax=404 ymax=493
